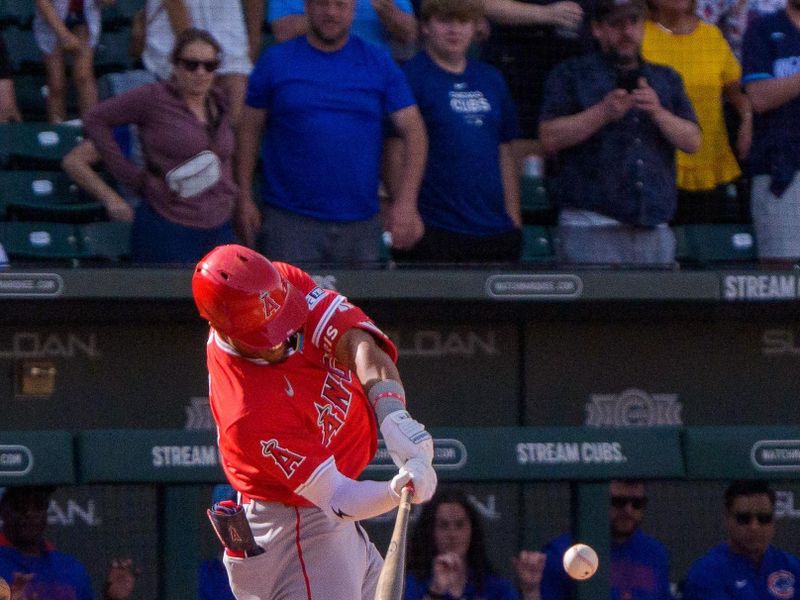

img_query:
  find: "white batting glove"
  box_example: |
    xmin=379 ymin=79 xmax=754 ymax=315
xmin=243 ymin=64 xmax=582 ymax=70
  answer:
xmin=390 ymin=457 xmax=437 ymax=504
xmin=380 ymin=410 xmax=434 ymax=469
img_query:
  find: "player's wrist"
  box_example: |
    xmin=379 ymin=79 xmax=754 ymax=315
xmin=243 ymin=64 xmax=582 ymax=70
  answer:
xmin=369 ymin=379 xmax=406 ymax=424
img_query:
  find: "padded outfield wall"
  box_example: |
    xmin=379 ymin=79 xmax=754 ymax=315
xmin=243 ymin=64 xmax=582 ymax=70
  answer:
xmin=1 ymin=267 xmax=800 ymax=599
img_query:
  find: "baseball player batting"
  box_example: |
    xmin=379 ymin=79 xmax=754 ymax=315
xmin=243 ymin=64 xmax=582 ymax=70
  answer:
xmin=192 ymin=244 xmax=437 ymax=600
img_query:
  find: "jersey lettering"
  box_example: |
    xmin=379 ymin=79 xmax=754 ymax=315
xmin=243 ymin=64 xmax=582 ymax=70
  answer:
xmin=260 ymin=439 xmax=306 ymax=479
xmin=322 ymin=325 xmax=339 ymax=355
xmin=321 ymin=371 xmax=353 ymax=415
xmin=315 ymin=403 xmax=345 ymax=446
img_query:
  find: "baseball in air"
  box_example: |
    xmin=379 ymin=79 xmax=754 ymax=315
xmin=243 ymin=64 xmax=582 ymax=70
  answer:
xmin=562 ymin=543 xmax=599 ymax=580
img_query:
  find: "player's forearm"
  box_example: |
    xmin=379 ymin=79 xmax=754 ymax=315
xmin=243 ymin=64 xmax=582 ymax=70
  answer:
xmin=337 ymin=329 xmax=401 ymax=395
xmin=296 ymin=459 xmax=397 ymax=521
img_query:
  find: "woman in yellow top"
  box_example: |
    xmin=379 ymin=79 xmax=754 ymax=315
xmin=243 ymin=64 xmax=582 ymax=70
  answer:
xmin=642 ymin=0 xmax=753 ymax=223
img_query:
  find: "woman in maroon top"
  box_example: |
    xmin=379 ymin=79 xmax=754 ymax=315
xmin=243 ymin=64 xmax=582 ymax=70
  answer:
xmin=83 ymin=28 xmax=238 ymax=264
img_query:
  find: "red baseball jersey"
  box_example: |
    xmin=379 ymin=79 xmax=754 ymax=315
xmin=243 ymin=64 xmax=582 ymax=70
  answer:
xmin=206 ymin=262 xmax=398 ymax=507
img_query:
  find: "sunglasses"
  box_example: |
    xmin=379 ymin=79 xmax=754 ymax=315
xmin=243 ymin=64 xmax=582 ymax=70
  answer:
xmin=178 ymin=58 xmax=220 ymax=73
xmin=733 ymin=512 xmax=774 ymax=525
xmin=610 ymin=496 xmax=648 ymax=510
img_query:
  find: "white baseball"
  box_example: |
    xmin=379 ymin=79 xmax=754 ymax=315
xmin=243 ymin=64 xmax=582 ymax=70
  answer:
xmin=562 ymin=543 xmax=599 ymax=580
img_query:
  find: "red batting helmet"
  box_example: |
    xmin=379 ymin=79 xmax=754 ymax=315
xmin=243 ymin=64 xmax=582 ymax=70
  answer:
xmin=192 ymin=245 xmax=309 ymax=350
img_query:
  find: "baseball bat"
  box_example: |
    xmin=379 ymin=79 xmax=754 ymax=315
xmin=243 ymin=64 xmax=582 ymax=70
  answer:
xmin=0 ymin=576 xmax=10 ymax=600
xmin=374 ymin=485 xmax=413 ymax=600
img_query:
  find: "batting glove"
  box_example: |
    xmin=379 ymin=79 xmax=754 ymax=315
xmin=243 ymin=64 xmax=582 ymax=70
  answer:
xmin=380 ymin=410 xmax=434 ymax=469
xmin=390 ymin=457 xmax=437 ymax=504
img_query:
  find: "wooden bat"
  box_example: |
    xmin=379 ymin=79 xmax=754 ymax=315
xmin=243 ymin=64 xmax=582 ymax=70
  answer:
xmin=0 ymin=576 xmax=10 ymax=600
xmin=374 ymin=485 xmax=413 ymax=600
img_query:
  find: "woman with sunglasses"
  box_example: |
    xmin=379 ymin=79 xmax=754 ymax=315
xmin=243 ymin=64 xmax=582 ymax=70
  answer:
xmin=83 ymin=28 xmax=238 ymax=264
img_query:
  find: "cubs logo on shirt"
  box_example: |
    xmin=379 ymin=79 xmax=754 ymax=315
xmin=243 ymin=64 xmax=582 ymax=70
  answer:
xmin=768 ymin=570 xmax=795 ymax=599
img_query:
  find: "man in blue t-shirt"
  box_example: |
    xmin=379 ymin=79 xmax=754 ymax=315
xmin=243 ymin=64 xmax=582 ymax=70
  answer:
xmin=389 ymin=0 xmax=523 ymax=263
xmin=742 ymin=4 xmax=800 ymax=264
xmin=515 ymin=480 xmax=672 ymax=600
xmin=236 ymin=0 xmax=428 ymax=266
xmin=0 ymin=486 xmax=136 ymax=600
xmin=268 ymin=0 xmax=419 ymax=60
xmin=683 ymin=480 xmax=800 ymax=600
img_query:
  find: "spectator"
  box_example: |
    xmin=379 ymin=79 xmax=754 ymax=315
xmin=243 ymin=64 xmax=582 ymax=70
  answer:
xmin=142 ymin=0 xmax=264 ymax=124
xmin=405 ymin=488 xmax=521 ymax=600
xmin=515 ymin=480 xmax=671 ymax=600
xmin=538 ymin=0 xmax=700 ymax=266
xmin=33 ymin=0 xmax=110 ymax=123
xmin=388 ymin=0 xmax=522 ymax=263
xmin=269 ymin=0 xmax=418 ymax=60
xmin=742 ymin=1 xmax=800 ymax=265
xmin=83 ymin=28 xmax=239 ymax=265
xmin=0 ymin=35 xmax=21 ymax=123
xmin=482 ymin=0 xmax=588 ymax=158
xmin=0 ymin=486 xmax=137 ymax=600
xmin=695 ymin=0 xmax=785 ymax=61
xmin=643 ymin=0 xmax=752 ymax=224
xmin=198 ymin=484 xmax=236 ymax=600
xmin=236 ymin=0 xmax=428 ymax=264
xmin=683 ymin=480 xmax=800 ymax=599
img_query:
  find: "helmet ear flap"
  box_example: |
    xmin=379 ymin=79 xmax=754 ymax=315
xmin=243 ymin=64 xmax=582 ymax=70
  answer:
xmin=192 ymin=245 xmax=309 ymax=350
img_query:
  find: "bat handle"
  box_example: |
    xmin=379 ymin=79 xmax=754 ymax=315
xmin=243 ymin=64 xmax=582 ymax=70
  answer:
xmin=400 ymin=483 xmax=414 ymax=506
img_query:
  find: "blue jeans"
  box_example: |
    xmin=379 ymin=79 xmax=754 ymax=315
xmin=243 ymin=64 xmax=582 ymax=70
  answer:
xmin=131 ymin=202 xmax=237 ymax=265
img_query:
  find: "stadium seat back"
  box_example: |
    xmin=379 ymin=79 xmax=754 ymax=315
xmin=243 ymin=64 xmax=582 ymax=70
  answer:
xmin=0 ymin=221 xmax=86 ymax=261
xmin=79 ymin=221 xmax=132 ymax=261
xmin=675 ymin=224 xmax=758 ymax=265
xmin=521 ymin=225 xmax=554 ymax=261
xmin=0 ymin=122 xmax=83 ymax=170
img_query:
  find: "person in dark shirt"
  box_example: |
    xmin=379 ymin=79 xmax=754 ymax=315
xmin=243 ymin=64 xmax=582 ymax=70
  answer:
xmin=538 ymin=0 xmax=700 ymax=265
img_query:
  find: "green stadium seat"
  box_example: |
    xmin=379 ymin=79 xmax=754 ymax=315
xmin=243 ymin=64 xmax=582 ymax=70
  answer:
xmin=94 ymin=29 xmax=135 ymax=75
xmin=0 ymin=122 xmax=83 ymax=170
xmin=521 ymin=175 xmax=550 ymax=212
xmin=675 ymin=224 xmax=758 ymax=265
xmin=0 ymin=221 xmax=87 ymax=261
xmin=79 ymin=221 xmax=131 ymax=261
xmin=0 ymin=170 xmax=107 ymax=223
xmin=13 ymin=74 xmax=48 ymax=120
xmin=4 ymin=26 xmax=44 ymax=74
xmin=0 ymin=0 xmax=35 ymax=29
xmin=521 ymin=225 xmax=554 ymax=262
xmin=0 ymin=170 xmax=82 ymax=204
xmin=101 ymin=0 xmax=145 ymax=29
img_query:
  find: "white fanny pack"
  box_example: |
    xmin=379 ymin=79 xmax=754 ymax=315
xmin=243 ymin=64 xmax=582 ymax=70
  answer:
xmin=165 ymin=150 xmax=221 ymax=198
